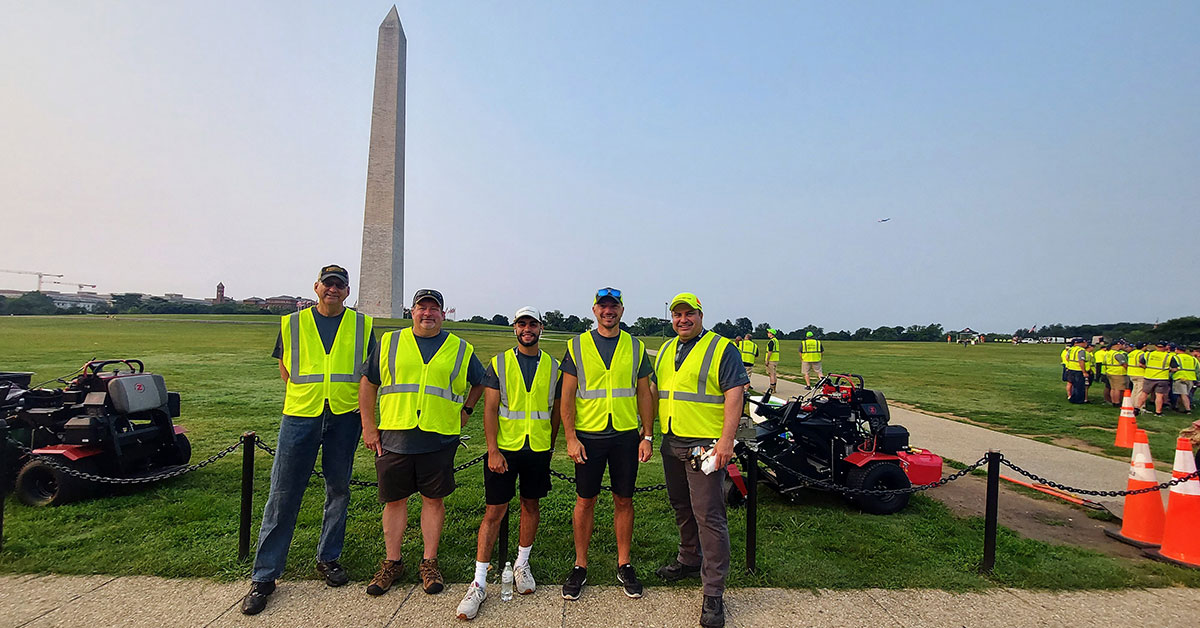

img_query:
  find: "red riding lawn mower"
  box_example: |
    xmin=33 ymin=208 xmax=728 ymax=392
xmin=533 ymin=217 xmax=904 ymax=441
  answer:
xmin=1 ymin=359 xmax=192 ymax=506
xmin=728 ymin=374 xmax=943 ymax=514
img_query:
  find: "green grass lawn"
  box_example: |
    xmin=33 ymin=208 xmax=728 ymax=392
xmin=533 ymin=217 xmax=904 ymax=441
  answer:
xmin=1 ymin=317 xmax=1197 ymax=590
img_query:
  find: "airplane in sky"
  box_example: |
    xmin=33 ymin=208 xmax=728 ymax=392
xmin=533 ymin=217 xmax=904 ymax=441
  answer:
xmin=877 ymin=218 xmax=891 ymax=223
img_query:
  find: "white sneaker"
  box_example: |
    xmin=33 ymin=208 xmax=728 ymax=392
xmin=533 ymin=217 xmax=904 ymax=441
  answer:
xmin=455 ymin=582 xmax=487 ymax=620
xmin=514 ymin=563 xmax=536 ymax=595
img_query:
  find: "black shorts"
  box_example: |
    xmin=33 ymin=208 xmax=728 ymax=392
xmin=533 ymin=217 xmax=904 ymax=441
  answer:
xmin=484 ymin=448 xmax=552 ymax=505
xmin=1061 ymin=366 xmax=1069 ymax=382
xmin=575 ymin=430 xmax=639 ymax=499
xmin=375 ymin=444 xmax=457 ymax=503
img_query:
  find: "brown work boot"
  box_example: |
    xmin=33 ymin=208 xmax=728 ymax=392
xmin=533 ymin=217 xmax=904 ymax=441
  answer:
xmin=366 ymin=559 xmax=403 ymax=596
xmin=419 ymin=558 xmax=444 ymax=594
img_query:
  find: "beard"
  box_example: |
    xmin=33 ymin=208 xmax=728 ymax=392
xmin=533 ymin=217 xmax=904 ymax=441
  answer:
xmin=517 ymin=334 xmax=539 ymax=348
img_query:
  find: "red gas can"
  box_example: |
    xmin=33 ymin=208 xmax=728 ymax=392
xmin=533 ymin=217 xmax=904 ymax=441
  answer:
xmin=897 ymin=448 xmax=943 ymax=486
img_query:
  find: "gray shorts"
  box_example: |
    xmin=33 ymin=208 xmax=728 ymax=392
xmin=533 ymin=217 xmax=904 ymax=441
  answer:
xmin=1173 ymin=380 xmax=1194 ymax=396
xmin=1143 ymin=379 xmax=1170 ymax=396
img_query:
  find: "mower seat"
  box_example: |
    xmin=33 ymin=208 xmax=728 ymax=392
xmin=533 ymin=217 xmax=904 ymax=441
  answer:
xmin=107 ymin=374 xmax=169 ymax=414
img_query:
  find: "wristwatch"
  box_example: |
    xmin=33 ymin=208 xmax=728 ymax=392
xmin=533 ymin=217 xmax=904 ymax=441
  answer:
xmin=463 ymin=406 xmax=475 ymax=415
xmin=642 ymin=435 xmax=653 ymax=442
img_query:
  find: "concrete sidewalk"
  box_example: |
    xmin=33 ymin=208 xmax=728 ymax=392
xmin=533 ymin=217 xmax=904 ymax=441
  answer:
xmin=3 ymin=574 xmax=1198 ymax=628
xmin=748 ymin=374 xmax=1164 ymax=517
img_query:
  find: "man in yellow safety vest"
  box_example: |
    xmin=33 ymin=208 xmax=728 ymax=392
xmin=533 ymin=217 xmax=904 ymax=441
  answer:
xmin=1066 ymin=337 xmax=1088 ymax=404
xmin=1128 ymin=342 xmax=1148 ymax=411
xmin=1171 ymin=344 xmax=1194 ymax=415
xmin=736 ymin=334 xmax=758 ymax=393
xmin=765 ymin=328 xmax=780 ymax=395
xmin=455 ymin=307 xmax=562 ymax=620
xmin=559 ymin=287 xmax=655 ymax=601
xmin=241 ymin=265 xmax=375 ymax=615
xmin=652 ymin=292 xmax=747 ymax=628
xmin=1060 ymin=341 xmax=1073 ymax=400
xmin=1105 ymin=340 xmax=1130 ymax=407
xmin=799 ymin=331 xmax=824 ymax=388
xmin=1136 ymin=340 xmax=1178 ymax=417
xmin=359 ymin=289 xmax=486 ymax=598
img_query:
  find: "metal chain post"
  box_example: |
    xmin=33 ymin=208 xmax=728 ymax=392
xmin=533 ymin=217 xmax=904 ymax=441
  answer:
xmin=980 ymin=450 xmax=1001 ymax=574
xmin=238 ymin=431 xmax=256 ymax=562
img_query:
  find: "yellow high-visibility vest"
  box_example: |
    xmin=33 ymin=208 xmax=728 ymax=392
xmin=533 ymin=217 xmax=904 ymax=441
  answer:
xmin=377 ymin=328 xmax=474 ymax=435
xmin=1060 ymin=348 xmax=1069 ymax=367
xmin=1066 ymin=347 xmax=1085 ymax=371
xmin=766 ymin=338 xmax=780 ymax=362
xmin=655 ymin=331 xmax=728 ymax=439
xmin=1142 ymin=350 xmax=1174 ymax=380
xmin=1128 ymin=349 xmax=1146 ymax=377
xmin=1093 ymin=348 xmax=1107 ymax=375
xmin=492 ymin=349 xmax=558 ymax=452
xmin=738 ymin=340 xmax=758 ymax=365
xmin=567 ymin=331 xmax=642 ymax=433
xmin=1106 ymin=350 xmax=1127 ymax=376
xmin=281 ymin=307 xmax=372 ymax=417
xmin=1175 ymin=353 xmax=1197 ymax=382
xmin=800 ymin=339 xmax=824 ymax=362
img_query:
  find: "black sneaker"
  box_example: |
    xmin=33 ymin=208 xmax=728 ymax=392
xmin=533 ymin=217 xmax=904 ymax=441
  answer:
xmin=617 ymin=563 xmax=643 ymax=599
xmin=317 ymin=560 xmax=349 ymax=587
xmin=700 ymin=595 xmax=725 ymax=628
xmin=561 ymin=566 xmax=587 ymax=600
xmin=655 ymin=559 xmax=701 ymax=582
xmin=240 ymin=580 xmax=276 ymax=615
xmin=1155 ymin=412 xmax=1163 ymax=417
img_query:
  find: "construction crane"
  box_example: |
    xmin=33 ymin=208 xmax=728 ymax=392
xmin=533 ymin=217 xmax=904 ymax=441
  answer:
xmin=0 ymin=269 xmax=64 ymax=291
xmin=50 ymin=280 xmax=98 ymax=291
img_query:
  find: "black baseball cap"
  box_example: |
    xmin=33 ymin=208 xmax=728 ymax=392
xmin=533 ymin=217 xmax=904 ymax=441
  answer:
xmin=318 ymin=265 xmax=349 ymax=284
xmin=412 ymin=289 xmax=444 ymax=309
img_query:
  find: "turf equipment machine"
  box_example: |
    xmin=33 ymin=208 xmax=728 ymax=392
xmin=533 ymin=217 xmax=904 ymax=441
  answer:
xmin=732 ymin=374 xmax=942 ymax=514
xmin=1 ymin=360 xmax=191 ymax=506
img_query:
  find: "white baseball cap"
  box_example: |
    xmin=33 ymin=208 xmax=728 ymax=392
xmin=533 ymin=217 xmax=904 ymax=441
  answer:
xmin=513 ymin=306 xmax=542 ymax=323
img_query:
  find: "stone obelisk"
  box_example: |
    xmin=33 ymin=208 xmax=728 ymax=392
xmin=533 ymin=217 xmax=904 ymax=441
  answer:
xmin=358 ymin=6 xmax=405 ymax=318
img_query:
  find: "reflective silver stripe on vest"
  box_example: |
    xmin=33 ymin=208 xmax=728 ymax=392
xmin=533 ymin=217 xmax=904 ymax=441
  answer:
xmin=500 ymin=351 xmax=558 ymax=419
xmin=352 ymin=312 xmax=366 ymax=378
xmin=380 ymin=333 xmax=466 ymax=403
xmin=660 ymin=334 xmax=724 ymax=405
xmin=288 ymin=311 xmax=324 ymax=384
xmin=379 ymin=383 xmax=421 ymax=394
xmin=631 ymin=337 xmax=642 ymax=390
xmin=499 ymin=408 xmax=552 ymax=421
xmin=423 ymin=385 xmax=464 ymax=403
xmin=496 ymin=350 xmax=510 ymax=409
xmin=547 ymin=355 xmax=559 ymax=409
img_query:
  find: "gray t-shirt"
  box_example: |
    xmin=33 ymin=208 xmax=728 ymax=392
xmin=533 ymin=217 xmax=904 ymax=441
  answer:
xmin=1112 ymin=352 xmax=1128 ymax=367
xmin=560 ymin=330 xmax=653 ymax=439
xmin=364 ymin=329 xmax=485 ymax=454
xmin=654 ymin=330 xmax=750 ymax=448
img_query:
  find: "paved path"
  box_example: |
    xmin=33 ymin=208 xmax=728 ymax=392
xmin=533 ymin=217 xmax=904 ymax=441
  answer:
xmin=3 ymin=574 xmax=1198 ymax=628
xmin=747 ymin=374 xmax=1171 ymax=518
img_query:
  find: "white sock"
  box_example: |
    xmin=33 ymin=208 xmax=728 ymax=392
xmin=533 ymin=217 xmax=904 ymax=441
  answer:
xmin=515 ymin=545 xmax=532 ymax=568
xmin=473 ymin=561 xmax=489 ymax=589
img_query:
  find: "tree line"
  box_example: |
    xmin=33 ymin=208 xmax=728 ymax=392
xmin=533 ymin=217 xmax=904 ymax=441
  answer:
xmin=0 ymin=292 xmax=295 ymax=316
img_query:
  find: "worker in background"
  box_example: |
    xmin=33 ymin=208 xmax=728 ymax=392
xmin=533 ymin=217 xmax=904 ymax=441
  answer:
xmin=1137 ymin=341 xmax=1178 ymax=417
xmin=1105 ymin=340 xmax=1130 ymax=407
xmin=799 ymin=331 xmax=824 ymax=389
xmin=1171 ymin=344 xmax=1194 ymax=415
xmin=1066 ymin=337 xmax=1088 ymax=404
xmin=1061 ymin=340 xmax=1073 ymax=401
xmin=1093 ymin=342 xmax=1110 ymax=404
xmin=764 ymin=329 xmax=780 ymax=395
xmin=1128 ymin=342 xmax=1148 ymax=411
xmin=1083 ymin=342 xmax=1097 ymax=403
xmin=736 ymin=334 xmax=759 ymax=394
xmin=1190 ymin=347 xmax=1200 ymax=410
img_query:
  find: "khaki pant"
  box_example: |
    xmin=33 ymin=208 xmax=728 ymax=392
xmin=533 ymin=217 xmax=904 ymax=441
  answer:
xmin=743 ymin=363 xmax=754 ymax=381
xmin=766 ymin=361 xmax=777 ymax=382
xmin=1130 ymin=376 xmax=1144 ymax=406
xmin=801 ymin=360 xmax=823 ymax=377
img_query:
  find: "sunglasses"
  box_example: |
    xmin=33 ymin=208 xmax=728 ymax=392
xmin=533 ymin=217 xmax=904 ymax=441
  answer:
xmin=595 ymin=287 xmax=621 ymax=299
xmin=322 ymin=278 xmax=347 ymax=289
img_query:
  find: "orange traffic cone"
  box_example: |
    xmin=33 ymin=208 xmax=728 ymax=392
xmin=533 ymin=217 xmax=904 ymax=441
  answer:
xmin=1114 ymin=390 xmax=1137 ymax=448
xmin=1144 ymin=438 xmax=1200 ymax=568
xmin=1104 ymin=430 xmax=1165 ymax=548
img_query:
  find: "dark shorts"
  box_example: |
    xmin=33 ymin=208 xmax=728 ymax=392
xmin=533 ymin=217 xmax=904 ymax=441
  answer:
xmin=484 ymin=448 xmax=553 ymax=505
xmin=575 ymin=430 xmax=639 ymax=499
xmin=1143 ymin=379 xmax=1170 ymax=396
xmin=1062 ymin=366 xmax=1069 ymax=382
xmin=375 ymin=444 xmax=457 ymax=503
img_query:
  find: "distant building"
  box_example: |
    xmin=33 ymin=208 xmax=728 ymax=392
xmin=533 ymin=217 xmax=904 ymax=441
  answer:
xmin=265 ymin=295 xmax=300 ymax=309
xmin=42 ymin=290 xmax=111 ymax=312
xmin=241 ymin=297 xmax=265 ymax=307
xmin=216 ymin=282 xmax=227 ymax=304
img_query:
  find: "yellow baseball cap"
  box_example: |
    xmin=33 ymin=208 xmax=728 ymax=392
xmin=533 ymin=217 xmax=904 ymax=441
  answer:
xmin=669 ymin=292 xmax=702 ymax=312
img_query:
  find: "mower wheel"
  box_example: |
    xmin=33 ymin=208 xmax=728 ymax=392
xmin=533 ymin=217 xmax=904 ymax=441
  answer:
xmin=845 ymin=461 xmax=911 ymax=515
xmin=156 ymin=433 xmax=192 ymax=466
xmin=15 ymin=458 xmax=94 ymax=507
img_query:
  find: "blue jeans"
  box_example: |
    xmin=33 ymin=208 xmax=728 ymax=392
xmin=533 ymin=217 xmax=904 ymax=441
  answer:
xmin=251 ymin=409 xmax=362 ymax=583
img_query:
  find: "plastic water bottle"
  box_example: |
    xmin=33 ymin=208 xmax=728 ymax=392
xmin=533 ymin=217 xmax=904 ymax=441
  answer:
xmin=500 ymin=561 xmax=513 ymax=601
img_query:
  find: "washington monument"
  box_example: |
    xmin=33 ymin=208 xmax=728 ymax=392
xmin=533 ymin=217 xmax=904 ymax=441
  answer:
xmin=357 ymin=6 xmax=405 ymax=318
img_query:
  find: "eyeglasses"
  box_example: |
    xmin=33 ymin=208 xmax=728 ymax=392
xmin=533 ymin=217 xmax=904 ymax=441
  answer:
xmin=322 ymin=278 xmax=347 ymax=289
xmin=595 ymin=287 xmax=621 ymax=299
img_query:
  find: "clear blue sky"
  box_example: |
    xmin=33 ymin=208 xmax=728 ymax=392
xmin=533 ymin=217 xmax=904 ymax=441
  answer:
xmin=2 ymin=2 xmax=1196 ymax=332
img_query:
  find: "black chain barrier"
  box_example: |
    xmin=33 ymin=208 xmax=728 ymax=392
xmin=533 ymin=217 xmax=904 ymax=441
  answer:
xmin=1000 ymin=458 xmax=1200 ymax=497
xmin=5 ymin=436 xmax=242 ymax=485
xmin=751 ymin=446 xmax=990 ymax=496
xmin=252 ymin=436 xmax=486 ymax=488
xmin=547 ymin=467 xmax=668 ymax=494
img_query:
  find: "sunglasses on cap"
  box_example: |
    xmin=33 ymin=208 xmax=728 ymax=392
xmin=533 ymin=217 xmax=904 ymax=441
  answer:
xmin=595 ymin=287 xmax=622 ymax=301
